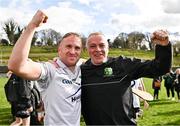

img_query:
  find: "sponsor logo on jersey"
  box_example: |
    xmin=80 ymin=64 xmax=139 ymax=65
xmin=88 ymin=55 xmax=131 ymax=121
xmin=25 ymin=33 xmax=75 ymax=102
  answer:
xmin=104 ymin=67 xmax=113 ymax=77
xmin=71 ymin=95 xmax=81 ymax=102
xmin=62 ymin=79 xmax=73 ymax=84
xmin=66 ymin=88 xmax=81 ymax=102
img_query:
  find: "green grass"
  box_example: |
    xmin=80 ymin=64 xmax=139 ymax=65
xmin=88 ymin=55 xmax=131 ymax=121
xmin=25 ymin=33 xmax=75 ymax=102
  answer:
xmin=138 ymin=78 xmax=180 ymax=125
xmin=1 ymin=77 xmax=180 ymax=125
xmin=139 ymin=100 xmax=180 ymax=125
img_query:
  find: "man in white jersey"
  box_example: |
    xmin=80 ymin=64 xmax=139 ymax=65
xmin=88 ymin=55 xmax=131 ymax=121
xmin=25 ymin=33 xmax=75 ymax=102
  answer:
xmin=8 ymin=10 xmax=83 ymax=126
xmin=131 ymin=78 xmax=149 ymax=119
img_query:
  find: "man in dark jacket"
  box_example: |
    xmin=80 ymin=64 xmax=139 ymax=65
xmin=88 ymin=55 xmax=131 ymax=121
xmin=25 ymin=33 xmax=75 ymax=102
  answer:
xmin=81 ymin=30 xmax=172 ymax=125
xmin=163 ymin=71 xmax=175 ymax=100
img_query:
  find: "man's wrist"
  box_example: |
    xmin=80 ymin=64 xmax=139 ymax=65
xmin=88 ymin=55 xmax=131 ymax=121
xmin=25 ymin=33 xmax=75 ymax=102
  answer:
xmin=156 ymin=41 xmax=171 ymax=47
xmin=26 ymin=22 xmax=37 ymax=30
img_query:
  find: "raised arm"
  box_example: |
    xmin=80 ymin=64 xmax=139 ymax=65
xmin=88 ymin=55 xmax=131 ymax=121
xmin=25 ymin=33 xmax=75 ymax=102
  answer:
xmin=152 ymin=30 xmax=172 ymax=74
xmin=8 ymin=10 xmax=48 ymax=80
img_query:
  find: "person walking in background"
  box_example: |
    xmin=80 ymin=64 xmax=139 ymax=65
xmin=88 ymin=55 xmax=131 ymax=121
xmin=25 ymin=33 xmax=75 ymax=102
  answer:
xmin=152 ymin=76 xmax=162 ymax=100
xmin=174 ymin=68 xmax=180 ymax=102
xmin=81 ymin=30 xmax=172 ymax=125
xmin=163 ymin=70 xmax=175 ymax=100
xmin=8 ymin=10 xmax=83 ymax=126
xmin=131 ymin=78 xmax=149 ymax=119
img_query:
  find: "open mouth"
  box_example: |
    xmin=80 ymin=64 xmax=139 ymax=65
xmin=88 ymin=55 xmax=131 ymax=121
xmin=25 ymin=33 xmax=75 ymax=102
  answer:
xmin=94 ymin=53 xmax=104 ymax=58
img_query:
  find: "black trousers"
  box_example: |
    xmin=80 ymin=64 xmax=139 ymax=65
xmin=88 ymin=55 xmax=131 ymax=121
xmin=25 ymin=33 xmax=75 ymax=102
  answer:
xmin=165 ymin=86 xmax=175 ymax=97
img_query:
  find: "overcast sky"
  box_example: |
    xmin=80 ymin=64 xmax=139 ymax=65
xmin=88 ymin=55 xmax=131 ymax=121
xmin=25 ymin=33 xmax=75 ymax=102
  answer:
xmin=1 ymin=0 xmax=180 ymax=40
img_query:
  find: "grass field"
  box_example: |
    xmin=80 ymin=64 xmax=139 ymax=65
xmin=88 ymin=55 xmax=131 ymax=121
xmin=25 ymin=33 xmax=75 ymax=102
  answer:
xmin=138 ymin=78 xmax=180 ymax=125
xmin=1 ymin=77 xmax=180 ymax=125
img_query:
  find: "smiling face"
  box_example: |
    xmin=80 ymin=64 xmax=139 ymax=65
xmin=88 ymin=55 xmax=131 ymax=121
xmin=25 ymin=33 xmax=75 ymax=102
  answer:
xmin=58 ymin=34 xmax=82 ymax=67
xmin=86 ymin=33 xmax=109 ymax=65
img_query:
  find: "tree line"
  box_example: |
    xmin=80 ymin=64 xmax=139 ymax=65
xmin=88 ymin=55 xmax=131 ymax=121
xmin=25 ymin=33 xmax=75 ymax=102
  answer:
xmin=0 ymin=19 xmax=179 ymax=56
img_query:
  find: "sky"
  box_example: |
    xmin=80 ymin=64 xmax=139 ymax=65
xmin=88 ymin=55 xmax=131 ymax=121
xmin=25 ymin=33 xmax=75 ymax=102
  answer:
xmin=1 ymin=0 xmax=180 ymax=40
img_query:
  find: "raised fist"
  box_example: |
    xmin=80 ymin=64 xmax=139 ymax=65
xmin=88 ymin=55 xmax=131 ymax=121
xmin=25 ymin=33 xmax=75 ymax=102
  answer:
xmin=151 ymin=30 xmax=169 ymax=46
xmin=29 ymin=10 xmax=48 ymax=28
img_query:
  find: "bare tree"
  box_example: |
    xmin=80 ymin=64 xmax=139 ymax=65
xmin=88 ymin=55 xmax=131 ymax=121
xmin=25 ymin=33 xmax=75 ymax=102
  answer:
xmin=128 ymin=31 xmax=145 ymax=49
xmin=31 ymin=31 xmax=38 ymax=46
xmin=48 ymin=29 xmax=62 ymax=45
xmin=113 ymin=32 xmax=128 ymax=48
xmin=144 ymin=32 xmax=154 ymax=50
xmin=39 ymin=29 xmax=62 ymax=46
xmin=14 ymin=26 xmax=24 ymax=44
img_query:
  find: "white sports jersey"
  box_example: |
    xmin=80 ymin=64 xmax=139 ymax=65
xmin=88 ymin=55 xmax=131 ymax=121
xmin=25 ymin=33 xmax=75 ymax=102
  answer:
xmin=131 ymin=79 xmax=143 ymax=108
xmin=37 ymin=59 xmax=82 ymax=126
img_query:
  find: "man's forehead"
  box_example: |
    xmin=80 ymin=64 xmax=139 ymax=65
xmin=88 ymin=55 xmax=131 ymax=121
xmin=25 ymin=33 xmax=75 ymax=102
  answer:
xmin=62 ymin=35 xmax=81 ymax=43
xmin=60 ymin=36 xmax=82 ymax=46
xmin=89 ymin=34 xmax=105 ymax=38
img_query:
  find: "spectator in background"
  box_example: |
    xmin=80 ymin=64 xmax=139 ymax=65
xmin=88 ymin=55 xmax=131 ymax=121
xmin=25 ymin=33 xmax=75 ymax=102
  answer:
xmin=163 ymin=70 xmax=175 ymax=100
xmin=5 ymin=71 xmax=33 ymax=126
xmin=152 ymin=76 xmax=162 ymax=100
xmin=174 ymin=68 xmax=180 ymax=102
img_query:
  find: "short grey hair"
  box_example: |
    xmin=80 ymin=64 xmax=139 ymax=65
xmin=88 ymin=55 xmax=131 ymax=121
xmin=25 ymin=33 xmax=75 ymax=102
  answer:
xmin=86 ymin=32 xmax=107 ymax=48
